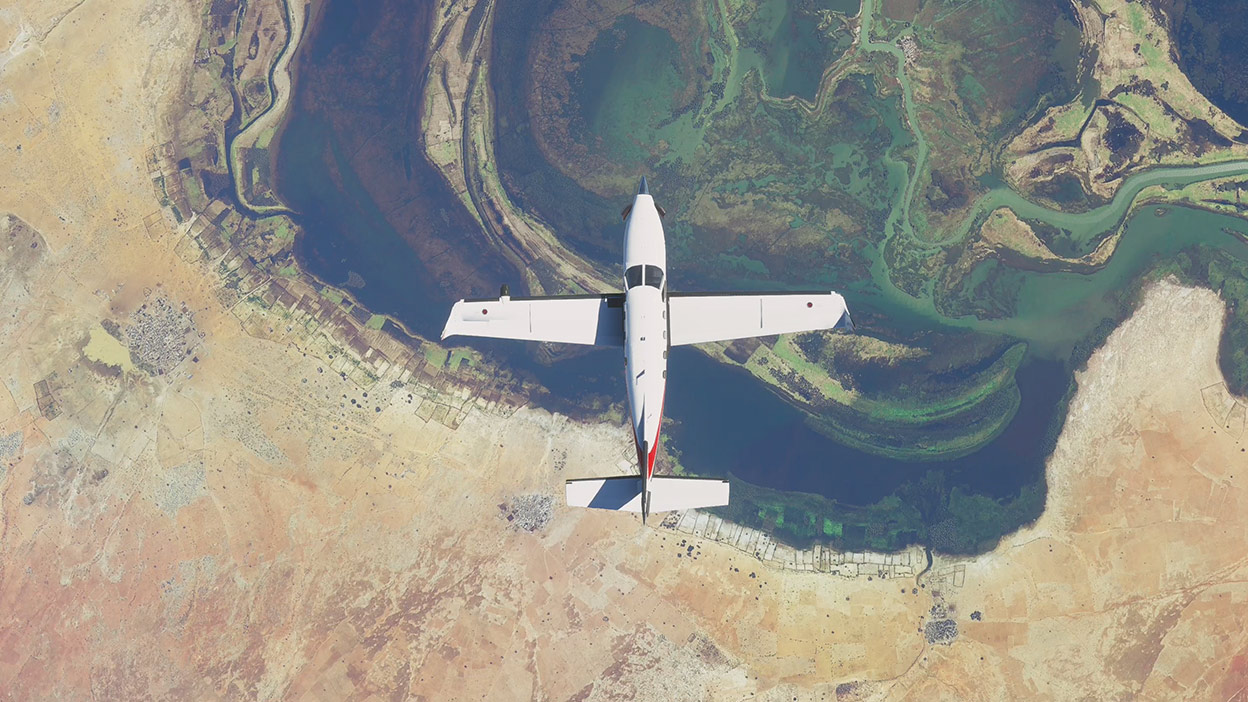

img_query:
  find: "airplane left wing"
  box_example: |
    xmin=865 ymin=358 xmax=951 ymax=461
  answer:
xmin=442 ymin=293 xmax=625 ymax=346
xmin=667 ymin=290 xmax=852 ymax=346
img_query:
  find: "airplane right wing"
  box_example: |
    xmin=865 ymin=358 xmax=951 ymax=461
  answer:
xmin=667 ymin=290 xmax=852 ymax=346
xmin=442 ymin=293 xmax=625 ymax=346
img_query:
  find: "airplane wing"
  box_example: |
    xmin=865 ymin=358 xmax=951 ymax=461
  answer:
xmin=441 ymin=293 xmax=625 ymax=346
xmin=667 ymin=290 xmax=852 ymax=346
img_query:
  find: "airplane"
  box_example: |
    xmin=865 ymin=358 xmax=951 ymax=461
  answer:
xmin=441 ymin=177 xmax=853 ymax=523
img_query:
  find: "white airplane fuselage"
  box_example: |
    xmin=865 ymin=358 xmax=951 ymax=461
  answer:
xmin=622 ymin=186 xmax=668 ymax=512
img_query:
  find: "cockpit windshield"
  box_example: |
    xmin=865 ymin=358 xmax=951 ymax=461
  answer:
xmin=625 ymin=264 xmax=664 ymax=290
xmin=625 ymin=265 xmax=644 ymax=289
xmin=644 ymin=266 xmax=664 ymax=288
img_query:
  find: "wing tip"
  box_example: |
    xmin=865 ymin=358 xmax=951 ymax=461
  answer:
xmin=441 ymin=299 xmax=466 ymax=340
xmin=828 ymin=291 xmax=853 ymax=332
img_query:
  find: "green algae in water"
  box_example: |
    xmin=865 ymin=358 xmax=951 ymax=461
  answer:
xmin=573 ymin=17 xmax=694 ymax=165
xmin=733 ymin=0 xmax=856 ymax=102
xmin=924 ymin=0 xmax=1082 ymax=138
xmin=945 ymin=207 xmax=1248 ymax=360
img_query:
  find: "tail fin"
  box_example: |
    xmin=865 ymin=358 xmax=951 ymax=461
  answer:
xmin=566 ymin=476 xmax=728 ymax=513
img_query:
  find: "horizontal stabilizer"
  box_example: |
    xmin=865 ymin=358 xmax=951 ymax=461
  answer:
xmin=566 ymin=477 xmax=644 ymax=511
xmin=649 ymin=477 xmax=730 ymax=512
xmin=565 ymin=476 xmax=729 ymax=513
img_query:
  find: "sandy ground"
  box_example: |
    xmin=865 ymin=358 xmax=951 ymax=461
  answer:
xmin=1 ymin=0 xmax=1247 ymax=700
xmin=878 ymin=282 xmax=1248 ymax=701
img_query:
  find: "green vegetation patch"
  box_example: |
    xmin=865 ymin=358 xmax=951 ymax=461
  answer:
xmin=423 ymin=345 xmax=449 ymax=368
xmin=714 ymin=467 xmax=1048 ymax=555
xmin=713 ymin=476 xmax=925 ymax=551
xmin=448 ymin=349 xmax=477 ymax=371
xmin=1162 ymin=243 xmax=1248 ymax=395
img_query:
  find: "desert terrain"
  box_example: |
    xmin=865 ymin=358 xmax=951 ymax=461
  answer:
xmin=1 ymin=0 xmax=1247 ymax=700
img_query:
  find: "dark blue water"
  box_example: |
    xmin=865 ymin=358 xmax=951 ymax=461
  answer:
xmin=280 ymin=115 xmax=460 ymax=332
xmin=1174 ymin=0 xmax=1248 ymax=131
xmin=270 ymin=0 xmax=1080 ymax=552
xmin=665 ymin=350 xmax=1064 ymax=501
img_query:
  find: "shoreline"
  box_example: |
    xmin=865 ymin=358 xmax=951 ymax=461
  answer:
xmin=201 ymin=0 xmax=1248 ymax=556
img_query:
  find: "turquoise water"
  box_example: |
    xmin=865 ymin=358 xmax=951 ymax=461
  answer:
xmin=952 ymin=162 xmax=1248 ymax=253
xmin=849 ymin=162 xmax=1248 ymax=358
xmin=970 ymin=207 xmax=1248 ymax=357
xmin=736 ymin=0 xmax=856 ymax=102
xmin=986 ymin=208 xmax=1248 ymax=354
